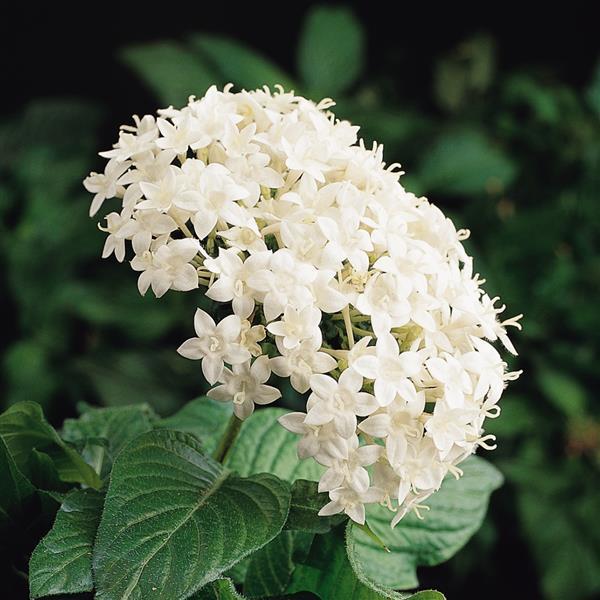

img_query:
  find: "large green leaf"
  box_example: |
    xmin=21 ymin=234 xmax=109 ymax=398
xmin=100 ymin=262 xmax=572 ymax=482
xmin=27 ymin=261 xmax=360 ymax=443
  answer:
xmin=0 ymin=402 xmax=101 ymax=489
xmin=288 ymin=530 xmax=444 ymax=600
xmin=93 ymin=429 xmax=290 ymax=600
xmin=416 ymin=129 xmax=517 ymax=196
xmin=0 ymin=436 xmax=36 ymax=528
xmin=225 ymin=408 xmax=322 ymax=482
xmin=285 ymin=479 xmax=345 ymax=534
xmin=62 ymin=404 xmax=157 ymax=477
xmin=156 ymin=397 xmax=232 ymax=454
xmin=297 ymin=6 xmax=365 ymax=95
xmin=347 ymin=456 xmax=503 ymax=590
xmin=119 ymin=42 xmax=215 ymax=107
xmin=29 ymin=488 xmax=104 ymax=598
xmin=189 ymin=35 xmax=295 ymax=91
xmin=192 ymin=578 xmax=246 ymax=599
xmin=244 ymin=530 xmax=313 ymax=598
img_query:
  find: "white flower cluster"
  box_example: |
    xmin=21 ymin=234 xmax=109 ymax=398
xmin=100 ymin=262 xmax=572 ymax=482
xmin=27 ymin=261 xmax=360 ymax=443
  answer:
xmin=85 ymin=85 xmax=522 ymax=527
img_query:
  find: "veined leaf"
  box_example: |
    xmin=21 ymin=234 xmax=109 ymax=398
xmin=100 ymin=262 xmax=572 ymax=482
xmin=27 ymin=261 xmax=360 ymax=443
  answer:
xmin=93 ymin=430 xmax=290 ymax=600
xmin=0 ymin=402 xmax=101 ymax=489
xmin=346 ymin=456 xmax=503 ymax=590
xmin=192 ymin=578 xmax=246 ymax=599
xmin=29 ymin=488 xmax=104 ymax=598
xmin=62 ymin=403 xmax=157 ymax=477
xmin=156 ymin=397 xmax=232 ymax=453
xmin=0 ymin=436 xmax=36 ymax=528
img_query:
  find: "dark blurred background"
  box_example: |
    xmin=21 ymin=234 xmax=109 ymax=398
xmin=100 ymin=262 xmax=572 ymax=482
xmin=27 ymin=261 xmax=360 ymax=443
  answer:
xmin=1 ymin=4 xmax=599 ymax=599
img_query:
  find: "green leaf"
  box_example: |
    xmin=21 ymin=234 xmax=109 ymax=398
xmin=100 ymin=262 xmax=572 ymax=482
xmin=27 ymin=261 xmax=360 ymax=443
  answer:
xmin=93 ymin=430 xmax=290 ymax=600
xmin=189 ymin=35 xmax=295 ymax=91
xmin=29 ymin=488 xmax=104 ymax=598
xmin=288 ymin=530 xmax=444 ymax=599
xmin=0 ymin=436 xmax=36 ymax=528
xmin=225 ymin=408 xmax=323 ymax=482
xmin=192 ymin=578 xmax=246 ymax=599
xmin=585 ymin=60 xmax=600 ymax=117
xmin=536 ymin=368 xmax=587 ymax=418
xmin=285 ymin=479 xmax=345 ymax=534
xmin=157 ymin=397 xmax=232 ymax=454
xmin=244 ymin=530 xmax=313 ymax=598
xmin=297 ymin=6 xmax=365 ymax=95
xmin=416 ymin=129 xmax=516 ymax=196
xmin=119 ymin=41 xmax=215 ymax=107
xmin=0 ymin=402 xmax=101 ymax=489
xmin=346 ymin=456 xmax=502 ymax=590
xmin=62 ymin=404 xmax=157 ymax=477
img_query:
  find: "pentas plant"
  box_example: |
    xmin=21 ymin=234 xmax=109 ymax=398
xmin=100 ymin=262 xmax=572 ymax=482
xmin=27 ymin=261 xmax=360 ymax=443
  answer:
xmin=85 ymin=84 xmax=521 ymax=527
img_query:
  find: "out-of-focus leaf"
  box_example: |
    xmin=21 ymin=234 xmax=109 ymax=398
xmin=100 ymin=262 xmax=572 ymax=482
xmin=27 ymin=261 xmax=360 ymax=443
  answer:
xmin=297 ymin=6 xmax=365 ymax=95
xmin=119 ymin=42 xmax=215 ymax=106
xmin=585 ymin=59 xmax=600 ymax=116
xmin=416 ymin=129 xmax=517 ymax=196
xmin=536 ymin=368 xmax=587 ymax=418
xmin=189 ymin=35 xmax=295 ymax=91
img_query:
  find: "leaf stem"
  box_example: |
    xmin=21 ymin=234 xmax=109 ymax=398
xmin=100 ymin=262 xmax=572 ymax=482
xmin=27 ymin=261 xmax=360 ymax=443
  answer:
xmin=212 ymin=413 xmax=243 ymax=463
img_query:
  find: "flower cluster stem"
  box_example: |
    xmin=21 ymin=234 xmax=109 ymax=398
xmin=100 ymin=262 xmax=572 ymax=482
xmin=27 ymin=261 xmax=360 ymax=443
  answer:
xmin=213 ymin=414 xmax=243 ymax=463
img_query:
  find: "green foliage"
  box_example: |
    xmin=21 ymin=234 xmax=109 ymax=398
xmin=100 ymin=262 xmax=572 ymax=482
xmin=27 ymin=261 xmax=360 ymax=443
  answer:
xmin=347 ymin=457 xmax=503 ymax=590
xmin=288 ymin=529 xmax=445 ymax=600
xmin=297 ymin=6 xmax=365 ymax=96
xmin=93 ymin=429 xmax=291 ymax=599
xmin=285 ymin=479 xmax=344 ymax=534
xmin=1 ymin=5 xmax=599 ymax=599
xmin=29 ymin=488 xmax=104 ymax=598
xmin=225 ymin=407 xmax=323 ymax=481
xmin=119 ymin=42 xmax=214 ymax=106
xmin=0 ymin=402 xmax=101 ymax=489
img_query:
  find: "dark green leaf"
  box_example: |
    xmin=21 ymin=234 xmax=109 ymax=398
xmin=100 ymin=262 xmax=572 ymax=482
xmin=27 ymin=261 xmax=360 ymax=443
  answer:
xmin=62 ymin=404 xmax=157 ymax=477
xmin=119 ymin=42 xmax=215 ymax=106
xmin=346 ymin=456 xmax=502 ymax=590
xmin=0 ymin=436 xmax=36 ymax=528
xmin=285 ymin=479 xmax=345 ymax=534
xmin=244 ymin=530 xmax=313 ymax=598
xmin=225 ymin=408 xmax=323 ymax=482
xmin=297 ymin=7 xmax=365 ymax=95
xmin=416 ymin=129 xmax=516 ymax=196
xmin=29 ymin=488 xmax=104 ymax=598
xmin=0 ymin=402 xmax=101 ymax=489
xmin=192 ymin=578 xmax=246 ymax=599
xmin=93 ymin=430 xmax=290 ymax=600
xmin=288 ymin=530 xmax=444 ymax=599
xmin=536 ymin=368 xmax=587 ymax=418
xmin=189 ymin=35 xmax=295 ymax=91
xmin=157 ymin=397 xmax=232 ymax=453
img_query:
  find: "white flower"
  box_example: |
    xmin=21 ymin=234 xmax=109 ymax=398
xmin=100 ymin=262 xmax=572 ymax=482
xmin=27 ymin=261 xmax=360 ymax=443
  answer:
xmin=131 ymin=238 xmax=199 ymax=297
xmin=84 ymin=159 xmax=131 ymax=217
xmin=270 ymin=338 xmax=337 ymax=393
xmin=353 ymin=333 xmax=423 ymax=407
xmin=86 ymin=85 xmax=521 ymax=527
xmin=207 ymin=356 xmax=281 ymax=419
xmin=318 ymin=484 xmax=382 ymax=524
xmin=267 ymin=305 xmax=322 ymax=350
xmin=247 ymin=249 xmax=317 ymax=322
xmin=355 ymin=272 xmax=411 ymax=335
xmin=177 ymin=308 xmax=251 ymax=384
xmin=305 ymin=370 xmax=378 ymax=438
xmin=204 ymin=249 xmax=271 ymax=319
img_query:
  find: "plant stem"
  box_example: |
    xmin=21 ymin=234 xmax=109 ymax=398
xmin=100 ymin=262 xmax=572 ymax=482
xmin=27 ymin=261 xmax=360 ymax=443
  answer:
xmin=213 ymin=413 xmax=243 ymax=463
